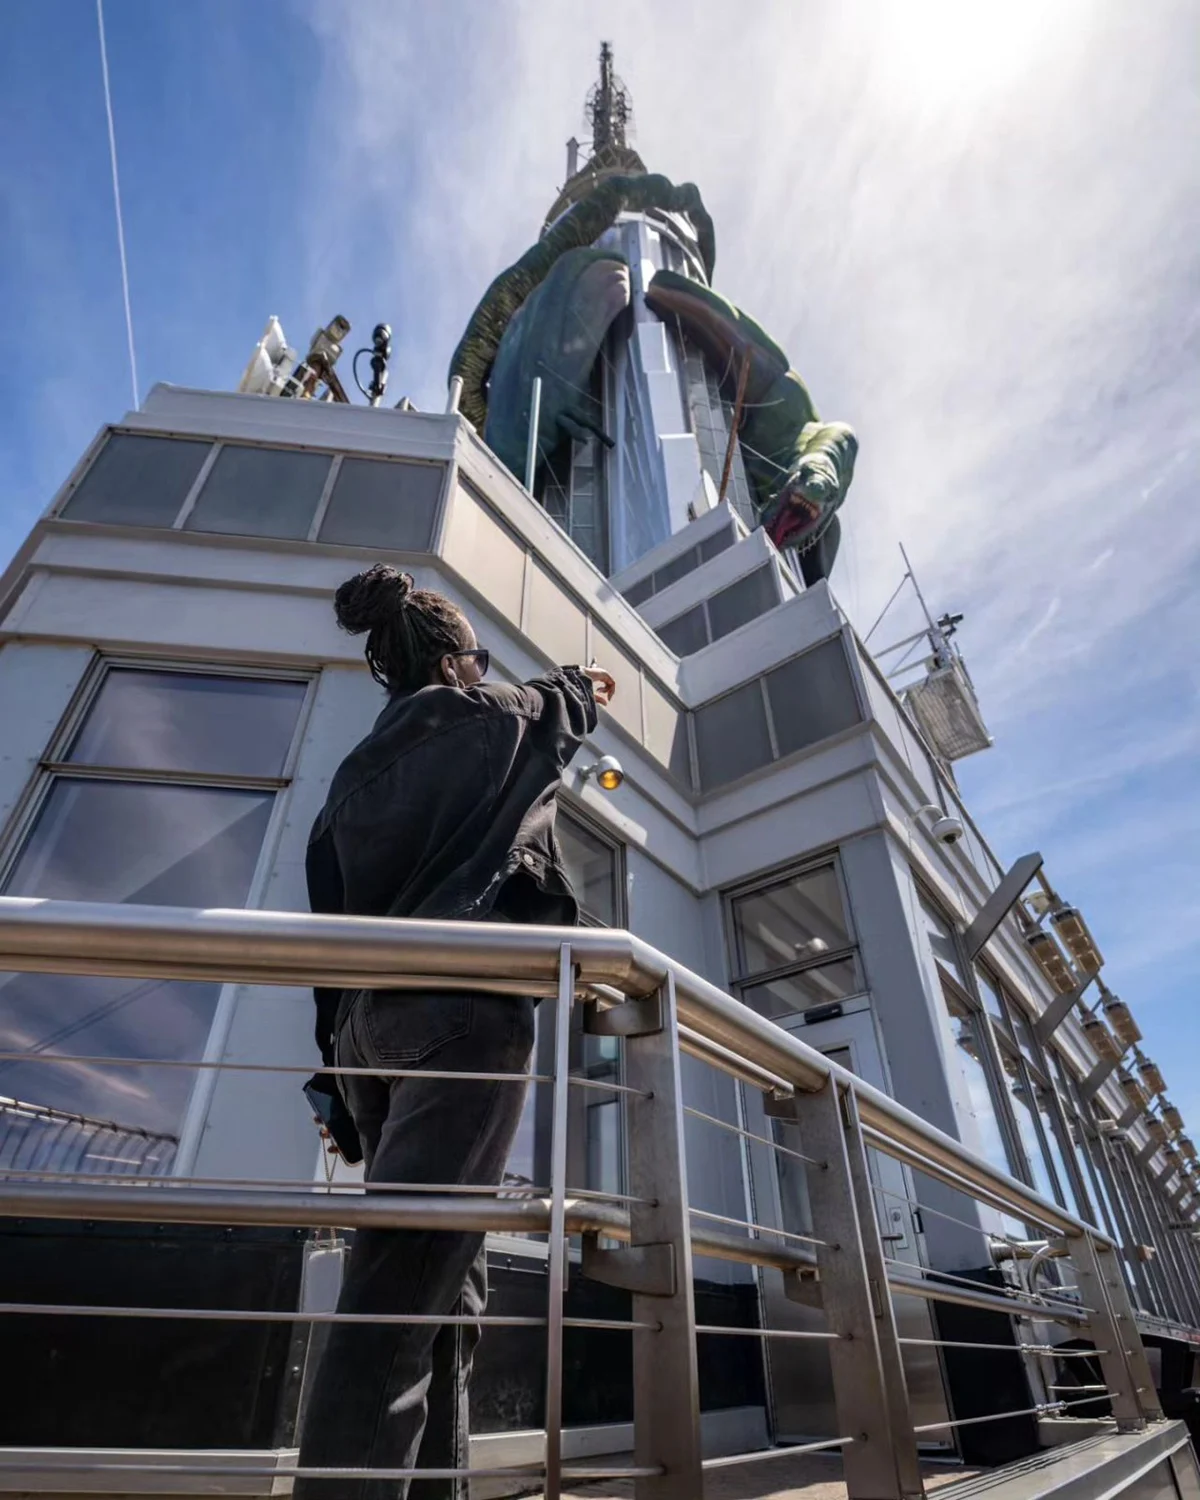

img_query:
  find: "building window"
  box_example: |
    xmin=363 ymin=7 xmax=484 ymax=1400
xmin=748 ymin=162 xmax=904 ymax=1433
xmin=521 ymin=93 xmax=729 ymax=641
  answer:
xmin=505 ymin=809 xmax=625 ymax=1211
xmin=727 ymin=860 xmax=864 ymax=1023
xmin=0 ymin=664 xmax=309 ymax=1177
xmin=976 ymin=964 xmax=1088 ymax=1220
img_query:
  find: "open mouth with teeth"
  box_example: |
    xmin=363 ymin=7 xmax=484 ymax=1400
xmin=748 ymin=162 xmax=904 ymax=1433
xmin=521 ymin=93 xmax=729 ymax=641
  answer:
xmin=765 ymin=491 xmax=829 ymax=554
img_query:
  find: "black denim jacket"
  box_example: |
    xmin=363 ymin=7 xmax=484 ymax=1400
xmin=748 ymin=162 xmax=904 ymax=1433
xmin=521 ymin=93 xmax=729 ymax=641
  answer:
xmin=306 ymin=666 xmax=597 ymax=1064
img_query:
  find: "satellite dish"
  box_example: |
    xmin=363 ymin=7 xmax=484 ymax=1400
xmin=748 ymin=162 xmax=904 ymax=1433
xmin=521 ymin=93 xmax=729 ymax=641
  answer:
xmin=238 ymin=316 xmax=297 ymax=396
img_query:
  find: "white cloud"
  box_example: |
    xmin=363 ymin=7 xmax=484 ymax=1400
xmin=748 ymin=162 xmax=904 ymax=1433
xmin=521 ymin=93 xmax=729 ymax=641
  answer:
xmin=292 ymin=0 xmax=1200 ymax=1078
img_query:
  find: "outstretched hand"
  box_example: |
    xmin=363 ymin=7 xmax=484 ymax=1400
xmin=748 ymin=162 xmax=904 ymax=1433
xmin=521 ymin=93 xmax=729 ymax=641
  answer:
xmin=582 ymin=667 xmax=616 ymax=707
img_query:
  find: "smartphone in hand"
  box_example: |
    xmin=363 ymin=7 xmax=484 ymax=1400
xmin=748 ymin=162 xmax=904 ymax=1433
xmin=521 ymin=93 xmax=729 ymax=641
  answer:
xmin=303 ymin=1075 xmax=364 ymax=1165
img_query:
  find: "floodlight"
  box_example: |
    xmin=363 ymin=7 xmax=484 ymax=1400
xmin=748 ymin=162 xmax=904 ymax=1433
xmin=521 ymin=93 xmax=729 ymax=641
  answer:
xmin=1048 ymin=905 xmax=1103 ymax=975
xmin=1101 ymin=995 xmax=1141 ymax=1049
xmin=581 ymin=755 xmax=624 ymax=792
xmin=1025 ymin=930 xmax=1076 ymax=994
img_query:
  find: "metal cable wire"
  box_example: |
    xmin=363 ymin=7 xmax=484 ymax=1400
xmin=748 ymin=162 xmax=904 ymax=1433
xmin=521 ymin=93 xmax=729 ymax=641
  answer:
xmin=0 ymin=1301 xmax=660 ymax=1332
xmin=0 ymin=1461 xmax=664 ymax=1482
xmin=883 ymin=1257 xmax=1094 ymax=1315
xmin=684 ymin=1103 xmax=827 ymax=1167
xmin=703 ymin=1436 xmax=855 ymax=1471
xmin=689 ymin=1205 xmax=827 ymax=1247
xmin=899 ymin=1337 xmax=1110 ymax=1357
xmin=913 ymin=1394 xmax=1113 ymax=1435
xmin=873 ymin=1177 xmax=1032 ymax=1247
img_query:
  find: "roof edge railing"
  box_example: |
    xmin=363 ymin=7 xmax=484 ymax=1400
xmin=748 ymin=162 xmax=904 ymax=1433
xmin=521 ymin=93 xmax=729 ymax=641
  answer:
xmin=0 ymin=895 xmax=1106 ymax=1246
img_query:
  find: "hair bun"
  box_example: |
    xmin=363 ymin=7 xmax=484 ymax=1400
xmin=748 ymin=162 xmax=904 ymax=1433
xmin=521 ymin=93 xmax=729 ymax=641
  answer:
xmin=333 ymin=564 xmax=414 ymax=635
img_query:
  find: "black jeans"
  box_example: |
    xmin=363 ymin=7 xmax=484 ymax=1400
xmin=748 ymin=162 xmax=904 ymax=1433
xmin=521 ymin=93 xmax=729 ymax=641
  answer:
xmin=295 ymin=989 xmax=535 ymax=1500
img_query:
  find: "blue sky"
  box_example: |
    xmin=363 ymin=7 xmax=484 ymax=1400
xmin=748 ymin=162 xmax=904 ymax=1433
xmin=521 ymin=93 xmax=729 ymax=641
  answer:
xmin=1 ymin=3 xmax=1197 ymax=1117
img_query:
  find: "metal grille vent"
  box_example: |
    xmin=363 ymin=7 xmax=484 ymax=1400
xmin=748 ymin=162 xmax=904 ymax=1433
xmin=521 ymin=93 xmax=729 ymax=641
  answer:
xmin=903 ymin=658 xmax=993 ymax=762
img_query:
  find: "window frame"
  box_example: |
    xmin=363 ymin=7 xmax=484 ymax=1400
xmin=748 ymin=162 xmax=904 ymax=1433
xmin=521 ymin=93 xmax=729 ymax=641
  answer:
xmin=0 ymin=656 xmax=315 ymax=884
xmin=52 ymin=427 xmax=453 ymax=549
xmin=0 ymin=655 xmax=317 ymax=1174
xmin=723 ymin=853 xmax=868 ymax=1022
xmin=491 ymin=803 xmax=628 ymax=1261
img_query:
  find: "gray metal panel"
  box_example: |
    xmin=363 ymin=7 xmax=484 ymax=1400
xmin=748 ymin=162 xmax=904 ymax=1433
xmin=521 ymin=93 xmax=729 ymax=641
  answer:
xmin=527 ymin=560 xmax=588 ymax=665
xmin=641 ymin=677 xmax=694 ymax=787
xmin=706 ymin=566 xmax=778 ymax=642
xmin=657 ymin=606 xmax=708 ymax=657
xmin=698 ymin=525 xmax=737 ymax=564
xmin=694 ymin=682 xmax=773 ymax=790
xmin=765 ymin=637 xmax=861 ymax=758
xmin=62 ymin=434 xmax=212 ymax=528
xmin=184 ymin=445 xmax=332 ymax=541
xmin=317 ymin=457 xmax=445 ymax=550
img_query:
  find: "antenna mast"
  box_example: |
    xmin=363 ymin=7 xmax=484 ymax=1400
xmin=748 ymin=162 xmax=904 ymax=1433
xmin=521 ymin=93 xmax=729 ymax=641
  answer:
xmin=586 ymin=42 xmax=633 ymax=154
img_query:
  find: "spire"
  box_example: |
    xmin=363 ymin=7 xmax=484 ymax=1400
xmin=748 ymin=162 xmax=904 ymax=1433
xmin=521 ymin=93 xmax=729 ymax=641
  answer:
xmin=586 ymin=42 xmax=633 ymax=155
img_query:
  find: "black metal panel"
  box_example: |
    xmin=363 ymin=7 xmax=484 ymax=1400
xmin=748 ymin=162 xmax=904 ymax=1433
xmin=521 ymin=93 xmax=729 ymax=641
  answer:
xmin=472 ymin=1255 xmax=766 ymax=1432
xmin=62 ymin=434 xmax=212 ymax=528
xmin=318 ymin=458 xmax=445 ymax=551
xmin=765 ymin=636 xmax=861 ymax=757
xmin=928 ymin=1266 xmax=1039 ymax=1465
xmin=657 ymin=604 xmax=709 ymax=657
xmin=185 ymin=444 xmax=332 ymax=540
xmin=694 ymin=681 xmax=773 ymax=790
xmin=706 ymin=565 xmax=778 ymax=642
xmin=0 ymin=1219 xmax=306 ymax=1449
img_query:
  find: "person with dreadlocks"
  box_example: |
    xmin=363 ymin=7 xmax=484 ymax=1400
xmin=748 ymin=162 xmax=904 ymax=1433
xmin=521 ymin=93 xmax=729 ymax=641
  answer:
xmin=295 ymin=563 xmax=615 ymax=1500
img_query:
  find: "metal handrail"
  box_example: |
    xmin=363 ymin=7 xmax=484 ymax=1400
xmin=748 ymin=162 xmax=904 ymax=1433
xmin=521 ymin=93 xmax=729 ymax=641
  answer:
xmin=0 ymin=894 xmax=1112 ymax=1246
xmin=0 ymin=895 xmax=1174 ymax=1497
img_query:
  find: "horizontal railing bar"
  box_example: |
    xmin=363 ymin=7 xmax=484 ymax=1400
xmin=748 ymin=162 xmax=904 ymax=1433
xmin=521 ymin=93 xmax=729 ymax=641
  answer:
xmin=0 ymin=896 xmax=1117 ymax=1247
xmin=913 ymin=1401 xmax=1081 ymax=1434
xmin=0 ymin=1050 xmax=554 ymax=1084
xmin=0 ymin=1179 xmax=619 ymax=1237
xmin=0 ymin=1167 xmax=652 ymax=1208
xmin=702 ymin=1436 xmax=854 ymax=1471
xmin=899 ymin=1338 xmax=1109 ymax=1356
xmin=874 ymin=1179 xmax=1033 ymax=1247
xmin=884 ymin=1257 xmax=1094 ymax=1314
xmin=885 ymin=1266 xmax=1089 ymax=1324
xmin=0 ymin=1460 xmax=664 ymax=1482
xmin=0 ymin=1169 xmax=552 ymax=1196
xmin=861 ymin=1122 xmax=1075 ymax=1239
xmin=0 ymin=1302 xmax=659 ymax=1332
xmin=0 ymin=1178 xmax=1097 ymax=1326
xmin=694 ymin=1324 xmax=841 ymax=1341
xmin=1047 ymin=1385 xmax=1109 ymax=1392
xmin=568 ymin=1075 xmax=650 ymax=1098
xmin=684 ymin=1104 xmax=826 ymax=1167
xmin=689 ymin=1205 xmax=827 ymax=1247
xmin=676 ymin=1022 xmax=795 ymax=1098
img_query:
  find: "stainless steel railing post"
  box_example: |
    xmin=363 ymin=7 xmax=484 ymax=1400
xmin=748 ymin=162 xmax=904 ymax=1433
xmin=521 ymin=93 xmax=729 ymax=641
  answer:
xmin=774 ymin=1079 xmax=924 ymax=1499
xmin=542 ymin=943 xmax=574 ymax=1500
xmin=592 ymin=971 xmax=703 ymax=1497
xmin=1068 ymin=1230 xmax=1164 ymax=1428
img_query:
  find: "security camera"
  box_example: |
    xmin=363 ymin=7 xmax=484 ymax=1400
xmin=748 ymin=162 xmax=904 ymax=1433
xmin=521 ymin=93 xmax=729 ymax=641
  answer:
xmin=913 ymin=804 xmax=964 ymax=846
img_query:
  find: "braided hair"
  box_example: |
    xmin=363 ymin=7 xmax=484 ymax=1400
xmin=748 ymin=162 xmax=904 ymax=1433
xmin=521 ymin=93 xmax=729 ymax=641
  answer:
xmin=333 ymin=564 xmax=472 ymax=693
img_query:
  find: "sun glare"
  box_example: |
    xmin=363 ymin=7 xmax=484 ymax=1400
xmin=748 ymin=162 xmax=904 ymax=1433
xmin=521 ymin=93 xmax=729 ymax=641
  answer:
xmin=872 ymin=0 xmax=1088 ymax=107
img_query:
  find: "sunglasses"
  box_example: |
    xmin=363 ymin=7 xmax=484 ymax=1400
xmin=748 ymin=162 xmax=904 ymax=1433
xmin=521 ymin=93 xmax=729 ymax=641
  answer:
xmin=447 ymin=648 xmax=490 ymax=678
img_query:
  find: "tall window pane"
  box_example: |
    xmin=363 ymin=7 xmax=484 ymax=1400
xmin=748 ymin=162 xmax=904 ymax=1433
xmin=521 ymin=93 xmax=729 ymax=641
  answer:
xmin=939 ymin=982 xmax=1016 ymax=1185
xmin=68 ymin=670 xmax=306 ymax=778
xmin=556 ymin=815 xmax=619 ymax=926
xmin=0 ymin=780 xmax=273 ymax=1144
xmin=507 ymin=813 xmax=623 ymax=1207
xmin=1000 ymin=1049 xmax=1060 ymax=1206
xmin=732 ymin=865 xmax=851 ymax=977
xmin=184 ymin=444 xmax=331 ymax=540
xmin=62 ymin=434 xmax=211 ymax=528
xmin=741 ymin=962 xmax=861 ymax=1020
xmin=0 ymin=669 xmax=305 ymax=1177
